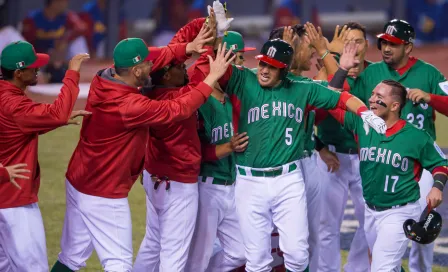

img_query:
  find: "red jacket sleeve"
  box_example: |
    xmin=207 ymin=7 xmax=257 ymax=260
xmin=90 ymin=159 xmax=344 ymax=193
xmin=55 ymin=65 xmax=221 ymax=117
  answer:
xmin=65 ymin=12 xmax=87 ymax=42
xmin=22 ymin=17 xmax=37 ymax=45
xmin=121 ymin=82 xmax=213 ymax=128
xmin=328 ymin=108 xmax=346 ymax=124
xmin=169 ymin=18 xmax=206 ymax=44
xmin=151 ymin=43 xmax=190 ymax=72
xmin=0 ymin=167 xmax=9 ymax=184
xmin=429 ymin=94 xmax=448 ymax=116
xmin=4 ymin=70 xmax=80 ymax=134
xmin=314 ymin=108 xmax=329 ymax=125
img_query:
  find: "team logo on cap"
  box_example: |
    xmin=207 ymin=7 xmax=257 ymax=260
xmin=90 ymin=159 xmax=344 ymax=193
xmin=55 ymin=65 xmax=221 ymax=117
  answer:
xmin=16 ymin=61 xmax=25 ymax=69
xmin=230 ymin=44 xmax=238 ymax=51
xmin=267 ymin=46 xmax=277 ymax=58
xmin=133 ymin=55 xmax=141 ymax=63
xmin=385 ymin=25 xmax=397 ymax=35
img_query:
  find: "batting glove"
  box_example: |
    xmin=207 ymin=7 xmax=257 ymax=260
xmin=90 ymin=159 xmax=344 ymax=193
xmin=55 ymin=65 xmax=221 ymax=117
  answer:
xmin=360 ymin=110 xmax=387 ymax=135
xmin=211 ymin=1 xmax=234 ymax=37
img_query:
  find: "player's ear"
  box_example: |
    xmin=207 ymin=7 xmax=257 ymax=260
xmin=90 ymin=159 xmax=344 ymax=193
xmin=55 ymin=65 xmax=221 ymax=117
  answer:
xmin=405 ymin=43 xmax=413 ymax=55
xmin=391 ymin=101 xmax=401 ymax=112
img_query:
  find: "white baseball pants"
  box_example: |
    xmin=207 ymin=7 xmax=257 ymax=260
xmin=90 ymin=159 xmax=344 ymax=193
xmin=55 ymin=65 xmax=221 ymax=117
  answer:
xmin=0 ymin=203 xmax=48 ymax=272
xmin=317 ymin=152 xmax=369 ymax=272
xmin=364 ymin=201 xmax=420 ymax=271
xmin=133 ymin=170 xmax=198 ymax=272
xmin=409 ymin=169 xmax=435 ymax=272
xmin=185 ymin=177 xmax=245 ymax=272
xmin=57 ymin=180 xmax=133 ymax=272
xmin=235 ymin=162 xmax=309 ymax=272
xmin=301 ymin=153 xmax=322 ymax=272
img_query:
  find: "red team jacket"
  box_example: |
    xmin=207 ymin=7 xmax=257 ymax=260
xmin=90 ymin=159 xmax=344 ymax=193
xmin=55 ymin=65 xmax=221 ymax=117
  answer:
xmin=0 ymin=71 xmax=80 ymax=209
xmin=0 ymin=167 xmax=9 ymax=183
xmin=144 ymin=17 xmax=207 ymax=183
xmin=66 ymin=43 xmax=213 ymax=198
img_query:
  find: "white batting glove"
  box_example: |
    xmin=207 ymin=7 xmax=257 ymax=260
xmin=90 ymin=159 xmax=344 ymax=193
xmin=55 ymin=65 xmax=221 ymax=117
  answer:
xmin=213 ymin=0 xmax=234 ymax=37
xmin=360 ymin=110 xmax=387 ymax=135
xmin=207 ymin=5 xmax=212 ymax=16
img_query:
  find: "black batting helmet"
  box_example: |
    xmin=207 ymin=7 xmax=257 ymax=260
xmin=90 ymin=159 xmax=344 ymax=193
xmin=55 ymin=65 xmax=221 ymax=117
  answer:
xmin=403 ymin=205 xmax=442 ymax=244
xmin=255 ymin=39 xmax=293 ymax=79
xmin=377 ymin=19 xmax=416 ymax=50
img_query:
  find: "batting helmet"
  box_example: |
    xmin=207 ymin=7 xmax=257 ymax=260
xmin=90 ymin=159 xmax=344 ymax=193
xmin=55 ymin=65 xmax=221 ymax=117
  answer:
xmin=255 ymin=39 xmax=293 ymax=69
xmin=403 ymin=205 xmax=443 ymax=244
xmin=377 ymin=19 xmax=416 ymax=50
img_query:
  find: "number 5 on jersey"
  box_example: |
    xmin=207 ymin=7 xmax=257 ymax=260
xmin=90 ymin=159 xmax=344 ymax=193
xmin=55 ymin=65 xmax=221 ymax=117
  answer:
xmin=384 ymin=175 xmax=399 ymax=193
xmin=285 ymin=128 xmax=293 ymax=145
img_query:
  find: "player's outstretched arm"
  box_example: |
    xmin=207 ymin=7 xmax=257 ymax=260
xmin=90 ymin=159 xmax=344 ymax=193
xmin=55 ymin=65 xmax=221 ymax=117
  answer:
xmin=327 ymin=41 xmax=359 ymax=91
xmin=202 ymin=132 xmax=249 ymax=161
xmin=407 ymin=88 xmax=448 ymax=116
xmin=2 ymin=54 xmax=90 ymax=134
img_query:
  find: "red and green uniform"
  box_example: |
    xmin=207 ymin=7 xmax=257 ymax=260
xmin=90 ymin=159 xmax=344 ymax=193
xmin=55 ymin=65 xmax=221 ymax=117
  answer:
xmin=287 ymin=73 xmax=329 ymax=156
xmin=220 ymin=66 xmax=343 ymax=168
xmin=351 ymin=58 xmax=448 ymax=140
xmin=331 ymin=110 xmax=448 ymax=207
xmin=198 ymin=95 xmax=236 ymax=182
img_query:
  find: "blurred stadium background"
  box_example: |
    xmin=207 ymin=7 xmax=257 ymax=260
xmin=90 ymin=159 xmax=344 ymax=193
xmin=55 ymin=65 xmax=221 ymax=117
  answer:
xmin=1 ymin=0 xmax=447 ymax=270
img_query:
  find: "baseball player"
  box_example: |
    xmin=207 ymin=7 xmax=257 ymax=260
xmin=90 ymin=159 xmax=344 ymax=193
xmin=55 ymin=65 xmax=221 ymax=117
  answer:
xmin=308 ymin=22 xmax=372 ymax=272
xmin=0 ymin=41 xmax=89 ymax=272
xmin=201 ymin=37 xmax=386 ymax=271
xmin=50 ymin=30 xmax=224 ymax=271
xmin=349 ymin=19 xmax=448 ymax=272
xmin=328 ymin=79 xmax=447 ymax=271
xmin=267 ymin=25 xmax=341 ymax=272
xmin=181 ymin=25 xmax=255 ymax=272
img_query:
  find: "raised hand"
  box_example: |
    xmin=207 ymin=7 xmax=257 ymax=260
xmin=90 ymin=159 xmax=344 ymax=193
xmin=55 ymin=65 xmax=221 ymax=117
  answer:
xmin=2 ymin=163 xmax=30 ymax=189
xmin=407 ymin=88 xmax=431 ymax=103
xmin=360 ymin=110 xmax=387 ymax=135
xmin=304 ymin=22 xmax=328 ymax=57
xmin=186 ymin=24 xmax=215 ymax=54
xmin=339 ymin=41 xmax=360 ymax=71
xmin=207 ymin=42 xmax=236 ymax=80
xmin=282 ymin=26 xmax=298 ymax=47
xmin=328 ymin=25 xmax=350 ymax=54
xmin=67 ymin=110 xmax=92 ymax=125
xmin=68 ymin=53 xmax=90 ymax=73
xmin=230 ymin=132 xmax=249 ymax=152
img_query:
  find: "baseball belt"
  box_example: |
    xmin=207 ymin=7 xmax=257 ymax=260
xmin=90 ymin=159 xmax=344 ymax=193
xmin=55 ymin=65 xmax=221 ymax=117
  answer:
xmin=237 ymin=161 xmax=299 ymax=178
xmin=199 ymin=176 xmax=235 ymax=186
xmin=366 ymin=201 xmax=409 ymax=212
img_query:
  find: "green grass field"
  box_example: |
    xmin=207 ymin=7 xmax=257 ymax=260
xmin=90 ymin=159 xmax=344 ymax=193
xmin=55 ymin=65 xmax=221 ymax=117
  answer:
xmin=37 ymin=113 xmax=448 ymax=271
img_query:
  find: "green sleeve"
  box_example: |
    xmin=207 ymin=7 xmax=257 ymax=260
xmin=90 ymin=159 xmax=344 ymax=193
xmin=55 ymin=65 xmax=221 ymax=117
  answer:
xmin=342 ymin=111 xmax=361 ymax=133
xmin=224 ymin=65 xmax=247 ymax=97
xmin=419 ymin=136 xmax=448 ymax=172
xmin=306 ymin=82 xmax=341 ymax=110
xmin=197 ymin=110 xmax=209 ymax=143
xmin=430 ymin=67 xmax=448 ymax=96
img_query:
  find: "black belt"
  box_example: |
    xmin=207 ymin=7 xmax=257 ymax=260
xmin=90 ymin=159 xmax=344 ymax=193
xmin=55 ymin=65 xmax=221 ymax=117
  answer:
xmin=366 ymin=202 xmax=408 ymax=212
xmin=335 ymin=146 xmax=358 ymax=155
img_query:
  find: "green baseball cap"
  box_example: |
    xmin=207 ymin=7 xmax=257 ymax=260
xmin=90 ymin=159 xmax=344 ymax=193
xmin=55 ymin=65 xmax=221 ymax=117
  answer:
xmin=113 ymin=38 xmax=161 ymax=68
xmin=0 ymin=41 xmax=50 ymax=70
xmin=222 ymin=31 xmax=256 ymax=53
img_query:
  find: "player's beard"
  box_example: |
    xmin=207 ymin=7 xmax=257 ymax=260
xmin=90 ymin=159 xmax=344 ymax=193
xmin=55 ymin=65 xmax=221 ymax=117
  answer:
xmin=382 ymin=48 xmax=406 ymax=69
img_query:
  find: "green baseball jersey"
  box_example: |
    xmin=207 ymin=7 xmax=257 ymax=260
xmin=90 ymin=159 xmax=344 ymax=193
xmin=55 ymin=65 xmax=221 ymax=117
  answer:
xmin=225 ymin=66 xmax=341 ymax=168
xmin=342 ymin=112 xmax=448 ymax=207
xmin=286 ymin=73 xmax=329 ymax=156
xmin=351 ymin=59 xmax=448 ymax=140
xmin=198 ymin=95 xmax=235 ymax=181
xmin=317 ymin=58 xmax=372 ymax=152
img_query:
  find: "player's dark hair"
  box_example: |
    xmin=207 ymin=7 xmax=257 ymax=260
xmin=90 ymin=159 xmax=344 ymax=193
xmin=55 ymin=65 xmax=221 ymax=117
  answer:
xmin=382 ymin=79 xmax=407 ymax=113
xmin=0 ymin=67 xmax=15 ymax=80
xmin=341 ymin=22 xmax=367 ymax=39
xmin=269 ymin=24 xmax=306 ymax=40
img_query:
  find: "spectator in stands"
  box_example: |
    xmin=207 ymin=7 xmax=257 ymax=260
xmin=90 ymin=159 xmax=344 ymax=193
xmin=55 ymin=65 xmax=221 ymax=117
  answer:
xmin=22 ymin=0 xmax=88 ymax=83
xmin=152 ymin=0 xmax=192 ymax=46
xmin=78 ymin=0 xmax=127 ymax=59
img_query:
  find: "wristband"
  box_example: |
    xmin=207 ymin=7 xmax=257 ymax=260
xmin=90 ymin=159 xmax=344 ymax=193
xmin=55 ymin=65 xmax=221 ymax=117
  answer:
xmin=433 ymin=173 xmax=447 ymax=191
xmin=314 ymin=135 xmax=325 ymax=152
xmin=321 ymin=50 xmax=330 ymax=60
xmin=356 ymin=106 xmax=368 ymax=116
xmin=329 ymin=67 xmax=348 ymax=89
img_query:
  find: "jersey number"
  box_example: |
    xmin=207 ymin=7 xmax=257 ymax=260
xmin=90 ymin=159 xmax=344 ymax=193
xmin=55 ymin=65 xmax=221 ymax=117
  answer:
xmin=406 ymin=113 xmax=424 ymax=129
xmin=384 ymin=175 xmax=399 ymax=193
xmin=285 ymin=128 xmax=293 ymax=146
